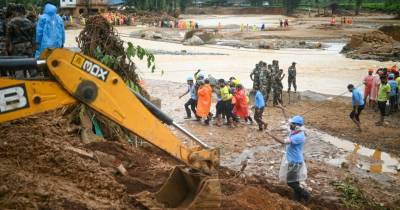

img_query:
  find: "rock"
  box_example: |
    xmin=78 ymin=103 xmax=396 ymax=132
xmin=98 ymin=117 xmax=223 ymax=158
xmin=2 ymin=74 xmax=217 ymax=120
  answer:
xmin=299 ymin=41 xmax=306 ymax=45
xmin=152 ymin=32 xmax=162 ymax=39
xmin=341 ymin=162 xmax=349 ymax=169
xmin=184 ymin=35 xmax=204 ymax=46
xmin=315 ymin=42 xmax=322 ymax=48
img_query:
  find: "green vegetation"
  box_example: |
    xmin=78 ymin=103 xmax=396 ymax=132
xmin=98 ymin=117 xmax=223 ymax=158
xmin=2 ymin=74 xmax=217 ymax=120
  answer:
xmin=331 ymin=180 xmax=388 ymax=210
xmin=94 ymin=42 xmax=157 ymax=73
xmin=283 ymin=0 xmax=302 ymax=15
xmin=125 ymin=0 xmax=190 ymax=12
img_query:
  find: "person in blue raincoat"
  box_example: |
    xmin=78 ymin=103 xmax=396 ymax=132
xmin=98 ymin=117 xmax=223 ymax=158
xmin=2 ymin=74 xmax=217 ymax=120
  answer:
xmin=35 ymin=1 xmax=65 ymax=58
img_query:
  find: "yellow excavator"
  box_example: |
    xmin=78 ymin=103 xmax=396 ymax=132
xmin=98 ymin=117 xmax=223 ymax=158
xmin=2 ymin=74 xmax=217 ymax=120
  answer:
xmin=0 ymin=48 xmax=221 ymax=209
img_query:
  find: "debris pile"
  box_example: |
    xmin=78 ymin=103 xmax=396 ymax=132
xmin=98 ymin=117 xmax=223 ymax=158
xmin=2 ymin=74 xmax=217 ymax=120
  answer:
xmin=341 ymin=30 xmax=400 ymax=61
xmin=77 ymin=15 xmax=141 ymax=90
xmin=379 ymin=25 xmax=400 ymax=42
xmin=132 ymin=11 xmax=177 ymax=25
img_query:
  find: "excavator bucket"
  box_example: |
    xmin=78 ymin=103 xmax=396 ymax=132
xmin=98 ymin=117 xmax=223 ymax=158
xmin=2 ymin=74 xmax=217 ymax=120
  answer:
xmin=135 ymin=166 xmax=221 ymax=209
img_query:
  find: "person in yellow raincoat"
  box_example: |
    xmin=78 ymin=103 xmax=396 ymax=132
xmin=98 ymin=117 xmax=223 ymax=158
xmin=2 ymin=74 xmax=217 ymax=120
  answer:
xmin=196 ymin=79 xmax=213 ymax=125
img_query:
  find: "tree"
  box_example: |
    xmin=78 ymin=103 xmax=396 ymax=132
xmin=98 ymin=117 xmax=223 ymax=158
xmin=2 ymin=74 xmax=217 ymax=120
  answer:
xmin=179 ymin=0 xmax=189 ymax=12
xmin=248 ymin=0 xmax=263 ymax=6
xmin=315 ymin=0 xmax=320 ymax=15
xmin=385 ymin=0 xmax=400 ymax=18
xmin=355 ymin=0 xmax=362 ymax=15
xmin=282 ymin=0 xmax=301 ymax=15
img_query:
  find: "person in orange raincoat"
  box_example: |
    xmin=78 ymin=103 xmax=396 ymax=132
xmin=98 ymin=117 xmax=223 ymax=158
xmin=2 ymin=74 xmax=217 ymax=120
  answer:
xmin=232 ymin=84 xmax=249 ymax=120
xmin=196 ymin=79 xmax=213 ymax=125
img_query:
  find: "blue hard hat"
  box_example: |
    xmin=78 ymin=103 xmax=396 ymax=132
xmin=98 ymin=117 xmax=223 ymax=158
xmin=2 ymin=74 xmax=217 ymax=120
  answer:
xmin=198 ymin=73 xmax=205 ymax=80
xmin=389 ymin=73 xmax=395 ymax=79
xmin=186 ymin=76 xmax=193 ymax=81
xmin=290 ymin=115 xmax=304 ymax=126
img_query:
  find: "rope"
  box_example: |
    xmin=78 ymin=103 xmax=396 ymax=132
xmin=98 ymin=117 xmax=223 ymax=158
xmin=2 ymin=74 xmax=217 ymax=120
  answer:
xmin=281 ymin=83 xmax=364 ymax=117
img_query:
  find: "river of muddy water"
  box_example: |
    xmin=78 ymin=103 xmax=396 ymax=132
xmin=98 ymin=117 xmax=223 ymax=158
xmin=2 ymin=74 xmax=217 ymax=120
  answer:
xmin=66 ymin=27 xmax=396 ymax=95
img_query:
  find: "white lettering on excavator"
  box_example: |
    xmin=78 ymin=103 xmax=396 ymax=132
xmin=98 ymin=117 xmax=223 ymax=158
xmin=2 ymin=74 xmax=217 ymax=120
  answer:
xmin=0 ymin=85 xmax=29 ymax=114
xmin=82 ymin=60 xmax=109 ymax=81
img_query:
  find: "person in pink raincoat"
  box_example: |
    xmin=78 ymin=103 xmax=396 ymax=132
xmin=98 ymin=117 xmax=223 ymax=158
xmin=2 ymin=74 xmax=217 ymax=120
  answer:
xmin=363 ymin=68 xmax=375 ymax=105
xmin=370 ymin=70 xmax=383 ymax=109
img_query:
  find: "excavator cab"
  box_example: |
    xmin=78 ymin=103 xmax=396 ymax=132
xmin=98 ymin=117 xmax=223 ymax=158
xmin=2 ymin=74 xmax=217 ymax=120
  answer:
xmin=0 ymin=48 xmax=221 ymax=209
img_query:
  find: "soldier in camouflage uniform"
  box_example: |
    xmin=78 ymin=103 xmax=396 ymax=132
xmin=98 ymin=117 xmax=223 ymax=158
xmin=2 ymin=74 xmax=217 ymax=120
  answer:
xmin=272 ymin=60 xmax=279 ymax=74
xmin=6 ymin=4 xmax=35 ymax=78
xmin=258 ymin=62 xmax=269 ymax=104
xmin=264 ymin=64 xmax=273 ymax=104
xmin=288 ymin=62 xmax=297 ymax=92
xmin=0 ymin=9 xmax=7 ymax=76
xmin=6 ymin=4 xmax=35 ymax=57
xmin=272 ymin=68 xmax=285 ymax=106
xmin=259 ymin=62 xmax=266 ymax=96
xmin=0 ymin=9 xmax=7 ymax=57
xmin=250 ymin=63 xmax=261 ymax=91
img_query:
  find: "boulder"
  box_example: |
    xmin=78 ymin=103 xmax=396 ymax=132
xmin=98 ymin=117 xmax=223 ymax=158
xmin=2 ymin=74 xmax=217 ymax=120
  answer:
xmin=183 ymin=35 xmax=204 ymax=46
xmin=152 ymin=32 xmax=163 ymax=39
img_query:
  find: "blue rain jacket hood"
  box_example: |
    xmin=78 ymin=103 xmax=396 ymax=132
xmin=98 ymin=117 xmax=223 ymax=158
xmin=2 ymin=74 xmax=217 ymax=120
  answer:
xmin=35 ymin=3 xmax=65 ymax=58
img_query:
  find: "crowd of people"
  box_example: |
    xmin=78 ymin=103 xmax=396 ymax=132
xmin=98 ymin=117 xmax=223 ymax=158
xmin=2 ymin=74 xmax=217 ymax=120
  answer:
xmin=330 ymin=16 xmax=353 ymax=25
xmin=251 ymin=60 xmax=297 ymax=106
xmin=179 ymin=64 xmax=311 ymax=202
xmin=179 ymin=72 xmax=260 ymax=129
xmin=349 ymin=65 xmax=399 ymax=130
xmin=101 ymin=12 xmax=131 ymax=26
xmin=180 ymin=60 xmax=298 ymax=131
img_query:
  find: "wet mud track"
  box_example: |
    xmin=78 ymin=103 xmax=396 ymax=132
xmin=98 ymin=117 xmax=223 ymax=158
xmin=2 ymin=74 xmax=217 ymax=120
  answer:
xmin=1 ymin=78 xmax=399 ymax=209
xmin=0 ymin=108 xmax=307 ymax=209
xmin=146 ymin=79 xmax=400 ymax=209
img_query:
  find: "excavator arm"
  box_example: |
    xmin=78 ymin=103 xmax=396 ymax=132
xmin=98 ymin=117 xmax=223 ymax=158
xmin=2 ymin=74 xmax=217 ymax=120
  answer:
xmin=0 ymin=48 xmax=221 ymax=209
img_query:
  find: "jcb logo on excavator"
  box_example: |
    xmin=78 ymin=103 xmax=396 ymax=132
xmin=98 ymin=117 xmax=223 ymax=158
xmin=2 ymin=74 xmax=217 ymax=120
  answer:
xmin=72 ymin=54 xmax=109 ymax=82
xmin=0 ymin=84 xmax=29 ymax=114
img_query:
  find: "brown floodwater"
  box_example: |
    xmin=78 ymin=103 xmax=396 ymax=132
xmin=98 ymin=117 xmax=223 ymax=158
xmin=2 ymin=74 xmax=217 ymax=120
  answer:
xmin=65 ymin=27 xmax=396 ymax=96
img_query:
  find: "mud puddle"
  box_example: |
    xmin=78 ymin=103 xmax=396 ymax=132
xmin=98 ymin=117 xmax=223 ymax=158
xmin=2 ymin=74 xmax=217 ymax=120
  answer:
xmin=312 ymin=129 xmax=400 ymax=174
xmin=222 ymin=122 xmax=400 ymax=183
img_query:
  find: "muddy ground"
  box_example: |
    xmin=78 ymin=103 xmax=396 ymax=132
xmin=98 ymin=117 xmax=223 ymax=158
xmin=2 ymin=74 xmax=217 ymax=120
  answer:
xmin=1 ymin=79 xmax=399 ymax=209
xmin=0 ymin=105 xmax=308 ymax=208
xmin=145 ymin=79 xmax=400 ymax=209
